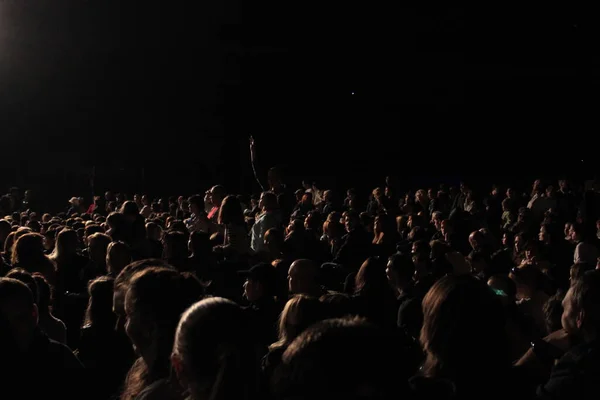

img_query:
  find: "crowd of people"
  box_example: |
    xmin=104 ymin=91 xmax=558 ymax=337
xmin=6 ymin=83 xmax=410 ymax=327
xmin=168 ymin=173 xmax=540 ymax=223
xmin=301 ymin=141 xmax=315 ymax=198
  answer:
xmin=1 ymin=142 xmax=600 ymax=399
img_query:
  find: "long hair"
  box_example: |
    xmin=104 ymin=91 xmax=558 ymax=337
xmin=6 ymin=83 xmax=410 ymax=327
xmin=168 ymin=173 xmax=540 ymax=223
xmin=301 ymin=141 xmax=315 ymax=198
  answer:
xmin=270 ymin=295 xmax=324 ymax=351
xmin=49 ymin=228 xmax=79 ymax=264
xmin=420 ymin=275 xmax=508 ymax=380
xmin=11 ymin=233 xmax=55 ymax=281
xmin=83 ymin=276 xmax=116 ymax=328
xmin=354 ymin=257 xmax=390 ymax=295
xmin=217 ymin=196 xmax=244 ymax=226
xmin=121 ymin=268 xmax=202 ymax=400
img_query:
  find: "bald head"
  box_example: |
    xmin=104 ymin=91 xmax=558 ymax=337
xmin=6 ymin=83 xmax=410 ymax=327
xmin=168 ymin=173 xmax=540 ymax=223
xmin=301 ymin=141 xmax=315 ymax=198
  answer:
xmin=209 ymin=185 xmax=226 ymax=206
xmin=288 ymin=259 xmax=319 ymax=295
xmin=469 ymin=230 xmax=484 ymax=249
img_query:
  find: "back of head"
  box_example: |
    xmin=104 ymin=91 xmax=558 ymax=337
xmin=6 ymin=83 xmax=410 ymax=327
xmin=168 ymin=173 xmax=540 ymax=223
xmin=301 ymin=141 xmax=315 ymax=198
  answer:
xmin=85 ymin=276 xmax=116 ymax=328
xmin=290 ymin=259 xmax=318 ymax=280
xmin=319 ymin=292 xmax=352 ymax=319
xmin=124 ymin=268 xmax=204 ymax=388
xmin=189 ymin=231 xmax=212 ymax=256
xmin=113 ymin=258 xmax=174 ymax=318
xmin=107 ymin=241 xmax=132 ymax=276
xmin=12 ymin=232 xmax=45 ymax=266
xmin=261 ymin=192 xmax=278 ymax=211
xmin=276 ymin=295 xmax=325 ymax=348
xmin=569 ymin=270 xmax=600 ymax=335
xmin=188 ymin=194 xmax=203 ymax=209
xmin=32 ymin=274 xmax=50 ymax=310
xmin=127 ymin=268 xmax=203 ymax=329
xmin=114 ymin=258 xmax=173 ymax=293
xmin=420 ymin=274 xmax=507 ymax=380
xmin=120 ymin=201 xmax=140 ymax=217
xmin=387 ymin=253 xmax=415 ymax=283
xmin=211 ymin=185 xmax=226 ymax=201
xmin=510 ymin=265 xmax=544 ymax=292
xmin=163 ymin=231 xmax=189 ymax=260
xmin=84 ymin=224 xmax=104 ymax=238
xmin=52 ymin=228 xmax=79 ymax=260
xmin=218 ymin=195 xmax=244 ymax=225
xmin=0 ymin=277 xmax=34 ymax=307
xmin=570 ymin=262 xmax=596 ymax=284
xmin=173 ymin=297 xmax=260 ymax=400
xmin=274 ymin=317 xmax=409 ymax=400
xmin=355 ymin=257 xmax=389 ymax=295
xmin=6 ymin=268 xmax=38 ymax=305
xmin=0 ymin=219 xmax=11 ymax=236
xmin=288 ymin=259 xmax=319 ymax=295
xmin=0 ymin=278 xmax=36 ymax=353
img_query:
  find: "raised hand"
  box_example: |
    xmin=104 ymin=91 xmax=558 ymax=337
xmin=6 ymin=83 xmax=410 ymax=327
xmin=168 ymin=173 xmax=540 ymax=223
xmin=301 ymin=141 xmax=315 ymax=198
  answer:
xmin=249 ymin=135 xmax=256 ymax=160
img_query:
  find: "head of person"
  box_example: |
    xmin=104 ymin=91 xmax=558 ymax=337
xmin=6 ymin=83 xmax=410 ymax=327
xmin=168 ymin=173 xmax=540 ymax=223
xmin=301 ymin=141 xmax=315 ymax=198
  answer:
xmin=562 ymin=270 xmax=600 ymax=342
xmin=0 ymin=278 xmax=38 ymax=353
xmin=172 ymin=297 xmax=261 ymax=400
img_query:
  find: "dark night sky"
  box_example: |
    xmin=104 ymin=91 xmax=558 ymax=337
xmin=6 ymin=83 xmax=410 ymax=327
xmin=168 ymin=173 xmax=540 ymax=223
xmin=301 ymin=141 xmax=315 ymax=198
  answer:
xmin=0 ymin=3 xmax=594 ymax=199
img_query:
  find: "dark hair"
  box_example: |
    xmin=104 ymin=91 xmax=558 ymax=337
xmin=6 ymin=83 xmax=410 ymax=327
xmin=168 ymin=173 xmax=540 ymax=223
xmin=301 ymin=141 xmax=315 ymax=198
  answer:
xmin=189 ymin=231 xmax=212 ymax=256
xmin=543 ymin=290 xmax=565 ymax=334
xmin=85 ymin=224 xmax=104 ymax=238
xmin=6 ymin=268 xmax=38 ymax=305
xmin=32 ymin=274 xmax=51 ymax=310
xmin=121 ymin=268 xmax=203 ymax=400
xmin=84 ymin=276 xmax=116 ymax=328
xmin=0 ymin=277 xmax=34 ymax=309
xmin=387 ymin=253 xmax=415 ymax=282
xmin=218 ymin=195 xmax=245 ymax=225
xmin=12 ymin=233 xmax=50 ymax=268
xmin=114 ymin=259 xmax=173 ymax=295
xmin=162 ymin=231 xmax=189 ymax=266
xmin=274 ymin=317 xmax=407 ymax=400
xmin=120 ymin=201 xmax=140 ymax=217
xmin=319 ymin=292 xmax=352 ymax=319
xmin=354 ymin=257 xmax=388 ymax=295
xmin=420 ymin=275 xmax=508 ymax=380
xmin=188 ymin=195 xmax=203 ymax=209
xmin=113 ymin=258 xmax=174 ymax=322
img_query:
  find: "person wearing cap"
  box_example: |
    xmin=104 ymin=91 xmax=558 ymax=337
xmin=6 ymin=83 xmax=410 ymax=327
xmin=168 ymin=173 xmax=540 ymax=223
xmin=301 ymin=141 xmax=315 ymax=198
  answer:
xmin=240 ymin=263 xmax=282 ymax=346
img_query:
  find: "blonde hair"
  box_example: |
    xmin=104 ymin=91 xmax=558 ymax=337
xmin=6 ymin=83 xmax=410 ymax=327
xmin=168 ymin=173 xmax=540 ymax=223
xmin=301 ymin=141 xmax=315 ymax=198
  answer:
xmin=270 ymin=295 xmax=323 ymax=351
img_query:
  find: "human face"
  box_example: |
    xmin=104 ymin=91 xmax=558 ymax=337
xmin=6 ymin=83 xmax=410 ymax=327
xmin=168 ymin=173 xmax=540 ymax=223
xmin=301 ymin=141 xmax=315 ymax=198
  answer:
xmin=539 ymin=226 xmax=547 ymax=242
xmin=243 ymin=278 xmax=261 ymax=302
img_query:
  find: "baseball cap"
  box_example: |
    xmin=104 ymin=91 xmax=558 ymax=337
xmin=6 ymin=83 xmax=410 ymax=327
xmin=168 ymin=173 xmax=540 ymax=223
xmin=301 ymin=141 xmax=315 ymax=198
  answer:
xmin=238 ymin=263 xmax=277 ymax=289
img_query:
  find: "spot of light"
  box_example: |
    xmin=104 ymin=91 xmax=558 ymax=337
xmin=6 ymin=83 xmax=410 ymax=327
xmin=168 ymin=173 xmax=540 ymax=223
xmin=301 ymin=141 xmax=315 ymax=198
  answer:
xmin=351 ymin=92 xmax=355 ymax=95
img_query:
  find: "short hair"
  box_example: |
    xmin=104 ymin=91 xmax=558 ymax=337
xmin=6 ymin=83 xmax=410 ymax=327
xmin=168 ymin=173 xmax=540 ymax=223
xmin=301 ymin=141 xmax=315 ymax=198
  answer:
xmin=5 ymin=268 xmax=38 ymax=305
xmin=0 ymin=277 xmax=35 ymax=309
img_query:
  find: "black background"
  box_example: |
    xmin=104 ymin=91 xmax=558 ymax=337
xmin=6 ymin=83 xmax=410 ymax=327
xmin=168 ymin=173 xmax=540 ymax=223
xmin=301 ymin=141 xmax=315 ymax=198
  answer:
xmin=0 ymin=2 xmax=594 ymax=206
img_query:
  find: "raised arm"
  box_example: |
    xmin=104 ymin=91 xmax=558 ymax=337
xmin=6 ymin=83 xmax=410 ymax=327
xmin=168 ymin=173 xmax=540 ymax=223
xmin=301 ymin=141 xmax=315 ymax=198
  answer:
xmin=249 ymin=136 xmax=266 ymax=192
